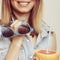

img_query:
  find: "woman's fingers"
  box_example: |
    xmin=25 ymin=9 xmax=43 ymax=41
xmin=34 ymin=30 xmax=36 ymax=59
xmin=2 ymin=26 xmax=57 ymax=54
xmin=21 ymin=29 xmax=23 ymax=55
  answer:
xmin=10 ymin=20 xmax=18 ymax=27
xmin=10 ymin=20 xmax=21 ymax=31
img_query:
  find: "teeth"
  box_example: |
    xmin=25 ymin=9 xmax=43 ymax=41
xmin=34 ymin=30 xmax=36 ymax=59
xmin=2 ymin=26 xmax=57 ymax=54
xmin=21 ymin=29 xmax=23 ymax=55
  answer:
xmin=19 ymin=2 xmax=29 ymax=7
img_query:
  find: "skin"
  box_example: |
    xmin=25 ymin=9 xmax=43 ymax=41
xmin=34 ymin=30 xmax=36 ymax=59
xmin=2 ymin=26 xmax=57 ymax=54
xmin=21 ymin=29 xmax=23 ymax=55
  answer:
xmin=5 ymin=0 xmax=36 ymax=60
xmin=10 ymin=0 xmax=35 ymax=20
xmin=5 ymin=0 xmax=56 ymax=60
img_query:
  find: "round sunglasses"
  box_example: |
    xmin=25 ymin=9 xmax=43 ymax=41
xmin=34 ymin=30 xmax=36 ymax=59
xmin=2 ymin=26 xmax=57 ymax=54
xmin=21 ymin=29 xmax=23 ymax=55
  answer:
xmin=1 ymin=24 xmax=33 ymax=37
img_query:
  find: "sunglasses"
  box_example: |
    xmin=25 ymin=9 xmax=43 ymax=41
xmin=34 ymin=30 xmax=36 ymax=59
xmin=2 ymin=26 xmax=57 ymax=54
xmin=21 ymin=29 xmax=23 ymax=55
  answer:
xmin=1 ymin=24 xmax=33 ymax=37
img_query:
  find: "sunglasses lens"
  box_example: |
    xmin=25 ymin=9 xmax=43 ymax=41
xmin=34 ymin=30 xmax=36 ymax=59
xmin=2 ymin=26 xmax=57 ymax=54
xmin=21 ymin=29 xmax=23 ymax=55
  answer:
xmin=18 ymin=25 xmax=30 ymax=34
xmin=2 ymin=27 xmax=14 ymax=37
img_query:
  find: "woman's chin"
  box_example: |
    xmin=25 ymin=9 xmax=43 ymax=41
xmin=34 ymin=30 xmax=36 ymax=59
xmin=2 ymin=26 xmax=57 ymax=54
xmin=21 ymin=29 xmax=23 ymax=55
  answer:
xmin=18 ymin=9 xmax=31 ymax=13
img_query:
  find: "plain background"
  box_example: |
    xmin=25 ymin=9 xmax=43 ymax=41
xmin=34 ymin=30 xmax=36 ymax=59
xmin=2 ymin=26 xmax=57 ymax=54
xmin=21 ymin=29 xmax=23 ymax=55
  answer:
xmin=43 ymin=0 xmax=60 ymax=54
xmin=0 ymin=0 xmax=60 ymax=54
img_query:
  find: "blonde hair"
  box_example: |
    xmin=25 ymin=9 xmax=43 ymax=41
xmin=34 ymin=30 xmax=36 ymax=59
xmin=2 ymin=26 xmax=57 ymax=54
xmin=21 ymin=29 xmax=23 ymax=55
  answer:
xmin=1 ymin=0 xmax=43 ymax=34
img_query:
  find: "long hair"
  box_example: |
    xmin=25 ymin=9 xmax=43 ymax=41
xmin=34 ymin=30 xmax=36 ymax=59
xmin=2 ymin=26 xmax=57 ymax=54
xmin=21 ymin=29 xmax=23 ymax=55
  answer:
xmin=1 ymin=0 xmax=43 ymax=34
xmin=29 ymin=0 xmax=43 ymax=34
xmin=1 ymin=0 xmax=11 ymax=25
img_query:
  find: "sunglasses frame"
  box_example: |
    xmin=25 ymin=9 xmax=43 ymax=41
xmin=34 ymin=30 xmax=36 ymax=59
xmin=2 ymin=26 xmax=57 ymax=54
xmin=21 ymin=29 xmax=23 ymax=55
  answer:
xmin=1 ymin=24 xmax=33 ymax=38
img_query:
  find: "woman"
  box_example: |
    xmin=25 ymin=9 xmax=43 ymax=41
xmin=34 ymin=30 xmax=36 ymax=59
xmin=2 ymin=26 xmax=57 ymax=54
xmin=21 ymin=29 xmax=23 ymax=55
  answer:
xmin=0 ymin=0 xmax=56 ymax=60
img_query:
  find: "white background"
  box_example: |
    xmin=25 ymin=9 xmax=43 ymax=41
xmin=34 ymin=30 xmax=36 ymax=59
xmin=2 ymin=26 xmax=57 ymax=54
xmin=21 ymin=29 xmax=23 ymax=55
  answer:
xmin=0 ymin=0 xmax=60 ymax=54
xmin=43 ymin=0 xmax=60 ymax=54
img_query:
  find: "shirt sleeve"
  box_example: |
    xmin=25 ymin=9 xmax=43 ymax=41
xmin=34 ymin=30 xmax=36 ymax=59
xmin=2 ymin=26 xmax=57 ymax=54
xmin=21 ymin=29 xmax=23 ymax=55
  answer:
xmin=0 ymin=25 xmax=11 ymax=60
xmin=0 ymin=38 xmax=11 ymax=60
xmin=0 ymin=48 xmax=8 ymax=60
xmin=35 ymin=22 xmax=54 ymax=50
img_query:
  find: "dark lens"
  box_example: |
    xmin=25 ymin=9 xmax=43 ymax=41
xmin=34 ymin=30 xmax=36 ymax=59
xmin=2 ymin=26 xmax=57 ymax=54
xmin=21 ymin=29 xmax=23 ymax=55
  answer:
xmin=18 ymin=25 xmax=30 ymax=34
xmin=2 ymin=27 xmax=14 ymax=37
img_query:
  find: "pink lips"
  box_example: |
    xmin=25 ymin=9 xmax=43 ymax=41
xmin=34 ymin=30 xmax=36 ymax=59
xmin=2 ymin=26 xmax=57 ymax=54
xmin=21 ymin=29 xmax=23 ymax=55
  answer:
xmin=17 ymin=1 xmax=30 ymax=7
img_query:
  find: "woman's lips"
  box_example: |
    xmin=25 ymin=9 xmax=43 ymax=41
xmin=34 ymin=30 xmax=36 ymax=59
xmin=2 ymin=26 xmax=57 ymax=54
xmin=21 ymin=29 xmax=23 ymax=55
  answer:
xmin=17 ymin=1 xmax=30 ymax=7
xmin=19 ymin=2 xmax=29 ymax=7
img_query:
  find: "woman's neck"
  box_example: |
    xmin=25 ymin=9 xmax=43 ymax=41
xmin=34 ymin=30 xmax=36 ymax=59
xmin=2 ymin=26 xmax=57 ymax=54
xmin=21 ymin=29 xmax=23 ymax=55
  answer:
xmin=12 ymin=10 xmax=30 ymax=22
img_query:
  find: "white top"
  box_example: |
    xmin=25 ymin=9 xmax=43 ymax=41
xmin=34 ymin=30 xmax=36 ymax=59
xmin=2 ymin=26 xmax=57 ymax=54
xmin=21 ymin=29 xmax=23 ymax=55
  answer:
xmin=0 ymin=22 xmax=53 ymax=60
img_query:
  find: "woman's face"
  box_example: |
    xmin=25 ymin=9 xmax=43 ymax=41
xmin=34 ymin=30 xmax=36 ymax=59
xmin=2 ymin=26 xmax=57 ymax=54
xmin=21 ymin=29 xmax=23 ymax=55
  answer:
xmin=10 ymin=0 xmax=36 ymax=13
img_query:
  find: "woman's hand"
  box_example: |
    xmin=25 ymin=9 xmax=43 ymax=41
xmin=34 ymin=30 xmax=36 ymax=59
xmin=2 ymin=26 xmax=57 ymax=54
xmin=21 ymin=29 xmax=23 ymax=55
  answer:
xmin=10 ymin=20 xmax=25 ymax=46
xmin=5 ymin=20 xmax=25 ymax=60
xmin=10 ymin=20 xmax=22 ymax=31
